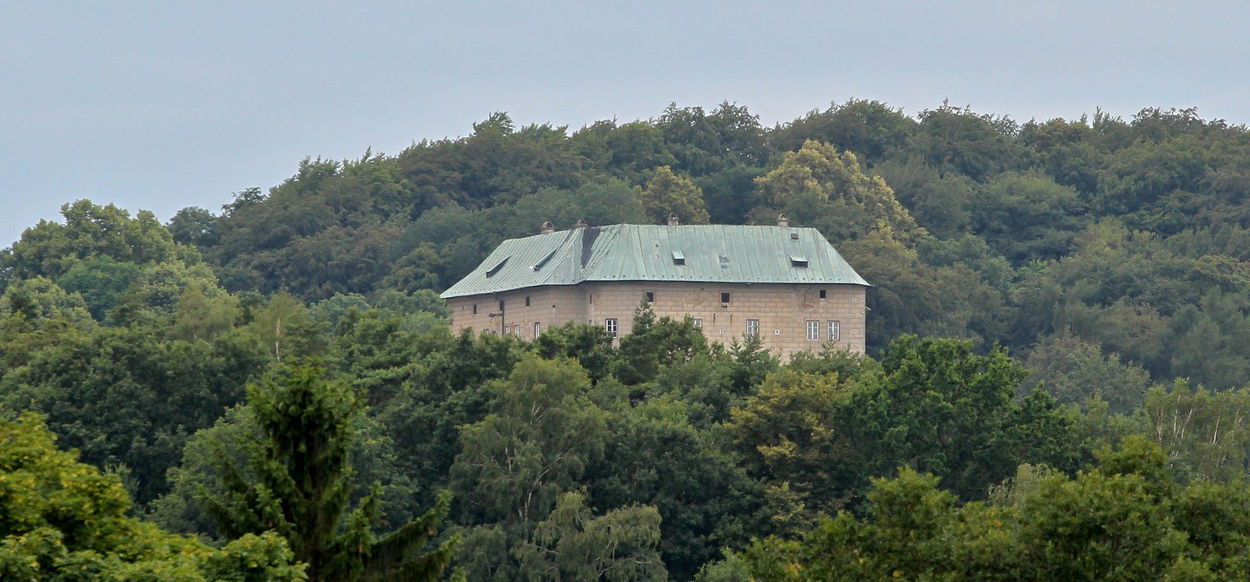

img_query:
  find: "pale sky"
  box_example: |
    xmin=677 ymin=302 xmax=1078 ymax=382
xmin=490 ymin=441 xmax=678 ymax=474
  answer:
xmin=4 ymin=1 xmax=1248 ymax=247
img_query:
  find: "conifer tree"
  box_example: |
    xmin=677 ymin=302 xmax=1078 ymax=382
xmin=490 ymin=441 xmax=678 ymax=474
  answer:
xmin=204 ymin=361 xmax=458 ymax=582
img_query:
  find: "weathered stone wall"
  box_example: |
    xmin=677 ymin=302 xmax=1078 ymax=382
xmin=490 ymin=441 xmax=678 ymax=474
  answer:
xmin=447 ymin=281 xmax=867 ymax=360
xmin=446 ymin=285 xmax=586 ymax=339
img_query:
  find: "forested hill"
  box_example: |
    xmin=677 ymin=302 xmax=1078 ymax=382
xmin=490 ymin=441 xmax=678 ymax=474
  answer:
xmin=9 ymin=101 xmax=1250 ymax=580
xmin=158 ymin=102 xmax=1250 ymax=388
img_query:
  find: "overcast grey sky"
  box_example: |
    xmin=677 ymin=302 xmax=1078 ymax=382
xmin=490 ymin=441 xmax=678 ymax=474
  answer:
xmin=3 ymin=1 xmax=1248 ymax=247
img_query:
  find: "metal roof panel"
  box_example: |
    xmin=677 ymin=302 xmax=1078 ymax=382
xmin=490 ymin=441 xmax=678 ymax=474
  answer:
xmin=440 ymin=224 xmax=869 ymax=298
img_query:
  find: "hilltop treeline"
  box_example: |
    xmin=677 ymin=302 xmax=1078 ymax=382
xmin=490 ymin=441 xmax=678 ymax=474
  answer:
xmin=143 ymin=101 xmax=1250 ymax=388
xmin=4 ymin=101 xmax=1250 ymax=579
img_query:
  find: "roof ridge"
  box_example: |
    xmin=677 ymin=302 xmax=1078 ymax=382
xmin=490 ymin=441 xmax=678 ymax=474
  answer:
xmin=440 ymin=223 xmax=868 ymax=298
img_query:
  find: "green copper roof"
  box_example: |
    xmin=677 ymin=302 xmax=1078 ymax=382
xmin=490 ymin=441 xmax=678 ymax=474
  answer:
xmin=440 ymin=224 xmax=870 ymax=298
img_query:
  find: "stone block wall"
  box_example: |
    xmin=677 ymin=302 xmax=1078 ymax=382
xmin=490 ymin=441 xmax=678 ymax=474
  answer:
xmin=447 ymin=281 xmax=867 ymax=360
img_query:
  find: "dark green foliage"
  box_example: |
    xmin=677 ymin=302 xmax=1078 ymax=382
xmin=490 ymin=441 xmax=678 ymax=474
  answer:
xmin=589 ymin=398 xmax=765 ymax=580
xmin=203 ymin=361 xmax=457 ymax=582
xmin=860 ymin=336 xmax=1083 ymax=499
xmin=535 ymin=321 xmax=617 ymax=382
xmin=0 ymin=325 xmax=267 ymax=504
xmin=744 ymin=439 xmax=1250 ymax=581
xmin=613 ymin=304 xmax=709 ymax=385
xmin=16 ymin=101 xmax=1250 ymax=581
xmin=771 ymin=99 xmax=916 ymax=165
xmin=0 ymin=414 xmax=306 ymax=581
xmin=729 ymin=335 xmax=1084 ymax=530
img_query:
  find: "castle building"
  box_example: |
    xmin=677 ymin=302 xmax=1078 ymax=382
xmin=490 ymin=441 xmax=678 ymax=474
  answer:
xmin=440 ymin=218 xmax=870 ymax=359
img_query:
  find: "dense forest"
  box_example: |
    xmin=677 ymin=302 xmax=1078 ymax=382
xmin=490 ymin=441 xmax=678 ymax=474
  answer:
xmin=6 ymin=101 xmax=1250 ymax=579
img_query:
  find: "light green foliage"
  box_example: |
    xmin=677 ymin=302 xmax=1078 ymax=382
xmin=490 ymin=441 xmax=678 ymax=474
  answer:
xmin=171 ymin=282 xmax=241 ymax=342
xmin=1145 ymin=380 xmax=1250 ymax=482
xmin=636 ymin=166 xmax=711 ymax=224
xmin=451 ymin=356 xmax=613 ymax=579
xmin=516 ymin=491 xmax=667 ymax=582
xmin=2 ymin=200 xmax=185 ymax=284
xmin=245 ymin=292 xmax=324 ymax=361
xmin=0 ymin=413 xmax=304 ymax=581
xmin=203 ymin=362 xmax=457 ymax=582
xmin=692 ymin=551 xmax=751 ymax=582
xmin=110 ymin=260 xmax=227 ymax=326
xmin=728 ymin=369 xmax=856 ymax=530
xmin=754 ymin=140 xmax=924 ymax=244
xmin=452 ymin=356 xmax=607 ymax=525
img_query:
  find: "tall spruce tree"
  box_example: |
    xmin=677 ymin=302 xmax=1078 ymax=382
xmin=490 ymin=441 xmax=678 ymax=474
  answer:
xmin=203 ymin=361 xmax=458 ymax=582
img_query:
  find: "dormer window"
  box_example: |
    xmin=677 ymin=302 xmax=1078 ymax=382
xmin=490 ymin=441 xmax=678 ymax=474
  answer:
xmin=486 ymin=256 xmax=510 ymax=277
xmin=789 ymin=255 xmax=808 ymax=268
xmin=671 ymin=250 xmax=685 ymax=265
xmin=532 ymin=248 xmax=558 ymax=271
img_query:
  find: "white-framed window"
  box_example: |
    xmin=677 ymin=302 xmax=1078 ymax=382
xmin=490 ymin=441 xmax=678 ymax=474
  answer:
xmin=828 ymin=320 xmax=841 ymax=342
xmin=692 ymin=318 xmax=703 ymax=329
xmin=807 ymin=320 xmax=820 ymax=341
xmin=533 ymin=322 xmax=542 ymax=338
xmin=746 ymin=319 xmax=760 ymax=337
xmin=605 ymin=318 xmax=619 ymax=338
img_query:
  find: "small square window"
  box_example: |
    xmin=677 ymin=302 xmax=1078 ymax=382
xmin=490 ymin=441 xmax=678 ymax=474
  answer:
xmin=746 ymin=319 xmax=760 ymax=337
xmin=605 ymin=318 xmax=619 ymax=338
xmin=645 ymin=291 xmax=655 ymax=303
xmin=721 ymin=292 xmax=731 ymax=304
xmin=819 ymin=289 xmax=827 ymax=299
xmin=692 ymin=318 xmax=703 ymax=329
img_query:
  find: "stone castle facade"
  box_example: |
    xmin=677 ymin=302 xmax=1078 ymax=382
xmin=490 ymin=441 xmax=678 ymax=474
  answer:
xmin=441 ymin=220 xmax=869 ymax=360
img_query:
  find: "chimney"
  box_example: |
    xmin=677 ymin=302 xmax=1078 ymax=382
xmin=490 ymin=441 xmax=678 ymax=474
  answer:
xmin=667 ymin=213 xmax=680 ymax=226
xmin=539 ymin=221 xmax=555 ymax=234
xmin=777 ymin=214 xmax=789 ymax=227
xmin=574 ymin=218 xmax=588 ymax=228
